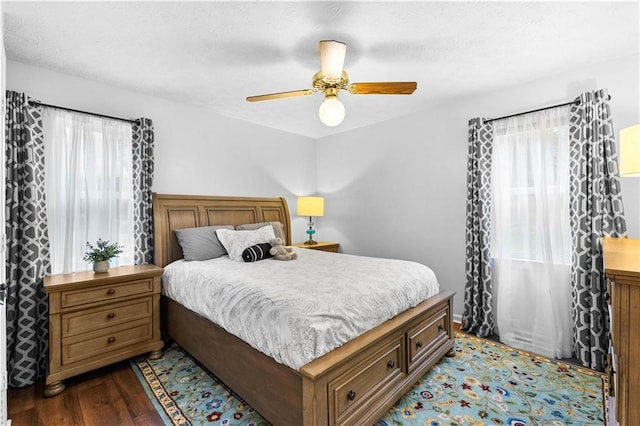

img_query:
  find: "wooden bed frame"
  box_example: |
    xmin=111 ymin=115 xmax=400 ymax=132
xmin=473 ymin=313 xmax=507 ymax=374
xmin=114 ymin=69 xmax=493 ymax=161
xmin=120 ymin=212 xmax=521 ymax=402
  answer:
xmin=153 ymin=193 xmax=455 ymax=425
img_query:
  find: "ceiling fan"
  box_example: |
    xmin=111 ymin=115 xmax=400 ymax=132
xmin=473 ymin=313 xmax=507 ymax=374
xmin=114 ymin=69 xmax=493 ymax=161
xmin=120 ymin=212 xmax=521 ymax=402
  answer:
xmin=246 ymin=40 xmax=417 ymax=127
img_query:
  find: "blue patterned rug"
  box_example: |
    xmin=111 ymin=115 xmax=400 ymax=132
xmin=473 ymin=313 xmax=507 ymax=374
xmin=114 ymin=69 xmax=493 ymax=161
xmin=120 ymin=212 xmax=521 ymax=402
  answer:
xmin=131 ymin=333 xmax=605 ymax=425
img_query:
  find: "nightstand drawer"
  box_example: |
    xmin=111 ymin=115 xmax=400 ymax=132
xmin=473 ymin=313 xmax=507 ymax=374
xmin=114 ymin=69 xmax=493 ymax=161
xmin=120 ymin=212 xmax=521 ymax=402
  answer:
xmin=313 ymin=245 xmax=339 ymax=253
xmin=61 ymin=278 xmax=154 ymax=308
xmin=62 ymin=319 xmax=152 ymax=365
xmin=62 ymin=297 xmax=153 ymax=338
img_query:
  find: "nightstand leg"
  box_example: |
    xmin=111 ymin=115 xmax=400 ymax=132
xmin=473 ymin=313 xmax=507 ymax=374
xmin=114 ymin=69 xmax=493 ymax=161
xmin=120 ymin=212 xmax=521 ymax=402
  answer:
xmin=44 ymin=380 xmax=65 ymax=397
xmin=445 ymin=348 xmax=455 ymax=357
xmin=148 ymin=349 xmax=164 ymax=360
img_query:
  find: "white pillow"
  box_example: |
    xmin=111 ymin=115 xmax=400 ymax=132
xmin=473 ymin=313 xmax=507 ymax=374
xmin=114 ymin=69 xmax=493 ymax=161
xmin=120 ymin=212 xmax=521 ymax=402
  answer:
xmin=216 ymin=226 xmax=276 ymax=261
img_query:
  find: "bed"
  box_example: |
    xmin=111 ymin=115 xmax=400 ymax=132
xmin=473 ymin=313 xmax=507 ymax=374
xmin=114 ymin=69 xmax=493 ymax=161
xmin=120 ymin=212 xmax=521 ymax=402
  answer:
xmin=153 ymin=193 xmax=455 ymax=426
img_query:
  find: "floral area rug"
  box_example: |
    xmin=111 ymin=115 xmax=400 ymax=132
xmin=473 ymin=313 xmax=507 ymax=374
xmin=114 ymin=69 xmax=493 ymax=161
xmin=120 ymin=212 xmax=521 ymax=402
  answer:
xmin=131 ymin=333 xmax=605 ymax=425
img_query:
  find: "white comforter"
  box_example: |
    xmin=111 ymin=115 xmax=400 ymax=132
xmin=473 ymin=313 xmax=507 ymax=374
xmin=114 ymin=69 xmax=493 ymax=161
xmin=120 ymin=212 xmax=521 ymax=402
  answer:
xmin=162 ymin=248 xmax=439 ymax=370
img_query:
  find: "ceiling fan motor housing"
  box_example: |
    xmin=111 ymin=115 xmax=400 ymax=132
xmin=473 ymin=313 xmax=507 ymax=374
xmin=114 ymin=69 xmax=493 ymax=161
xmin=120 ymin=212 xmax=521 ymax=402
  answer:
xmin=313 ymin=70 xmax=349 ymax=95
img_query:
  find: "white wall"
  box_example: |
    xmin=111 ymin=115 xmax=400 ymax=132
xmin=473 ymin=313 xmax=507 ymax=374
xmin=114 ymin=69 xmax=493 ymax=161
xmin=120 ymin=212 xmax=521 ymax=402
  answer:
xmin=316 ymin=54 xmax=640 ymax=320
xmin=7 ymin=60 xmax=317 ymax=241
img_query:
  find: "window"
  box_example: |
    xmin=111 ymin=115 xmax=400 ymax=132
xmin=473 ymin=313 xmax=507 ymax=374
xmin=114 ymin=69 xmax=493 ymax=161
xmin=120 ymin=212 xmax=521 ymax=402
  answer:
xmin=491 ymin=112 xmax=571 ymax=264
xmin=43 ymin=109 xmax=134 ymax=274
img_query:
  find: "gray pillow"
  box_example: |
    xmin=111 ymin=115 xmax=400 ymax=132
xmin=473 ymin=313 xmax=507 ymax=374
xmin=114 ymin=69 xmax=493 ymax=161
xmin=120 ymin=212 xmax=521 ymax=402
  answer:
xmin=174 ymin=225 xmax=234 ymax=261
xmin=236 ymin=221 xmax=286 ymax=242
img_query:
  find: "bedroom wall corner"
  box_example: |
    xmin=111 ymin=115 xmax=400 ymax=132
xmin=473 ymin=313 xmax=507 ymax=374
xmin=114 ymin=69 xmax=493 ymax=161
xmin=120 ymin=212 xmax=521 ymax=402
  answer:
xmin=316 ymin=54 xmax=640 ymax=320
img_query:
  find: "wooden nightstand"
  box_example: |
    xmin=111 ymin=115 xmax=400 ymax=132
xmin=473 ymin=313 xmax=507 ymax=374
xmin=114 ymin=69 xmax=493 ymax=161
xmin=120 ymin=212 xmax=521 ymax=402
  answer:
xmin=293 ymin=241 xmax=340 ymax=253
xmin=43 ymin=264 xmax=164 ymax=397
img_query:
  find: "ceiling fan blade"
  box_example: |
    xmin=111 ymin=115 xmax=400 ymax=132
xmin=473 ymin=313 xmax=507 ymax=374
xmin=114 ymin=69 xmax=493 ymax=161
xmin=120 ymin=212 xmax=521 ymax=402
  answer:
xmin=319 ymin=40 xmax=347 ymax=80
xmin=246 ymin=89 xmax=315 ymax=102
xmin=348 ymin=82 xmax=417 ymax=95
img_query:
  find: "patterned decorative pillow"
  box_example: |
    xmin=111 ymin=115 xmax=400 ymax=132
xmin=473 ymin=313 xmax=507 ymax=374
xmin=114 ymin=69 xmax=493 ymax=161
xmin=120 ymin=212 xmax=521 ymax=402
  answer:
xmin=236 ymin=222 xmax=285 ymax=243
xmin=242 ymin=243 xmax=273 ymax=262
xmin=174 ymin=225 xmax=234 ymax=261
xmin=216 ymin=226 xmax=276 ymax=261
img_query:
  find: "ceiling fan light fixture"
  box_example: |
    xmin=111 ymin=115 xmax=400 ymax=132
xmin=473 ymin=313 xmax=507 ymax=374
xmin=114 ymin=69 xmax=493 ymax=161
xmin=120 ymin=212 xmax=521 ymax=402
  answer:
xmin=319 ymin=95 xmax=345 ymax=127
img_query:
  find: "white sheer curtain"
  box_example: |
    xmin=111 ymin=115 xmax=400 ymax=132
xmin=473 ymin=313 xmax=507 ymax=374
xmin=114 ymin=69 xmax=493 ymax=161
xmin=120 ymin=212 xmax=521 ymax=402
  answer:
xmin=491 ymin=106 xmax=572 ymax=359
xmin=43 ymin=109 xmax=134 ymax=275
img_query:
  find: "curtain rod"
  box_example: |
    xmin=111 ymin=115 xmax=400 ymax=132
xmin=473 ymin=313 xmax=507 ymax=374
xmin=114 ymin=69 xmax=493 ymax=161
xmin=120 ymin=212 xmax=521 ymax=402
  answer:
xmin=484 ymin=94 xmax=613 ymax=124
xmin=484 ymin=100 xmax=577 ymax=124
xmin=28 ymin=101 xmax=138 ymax=124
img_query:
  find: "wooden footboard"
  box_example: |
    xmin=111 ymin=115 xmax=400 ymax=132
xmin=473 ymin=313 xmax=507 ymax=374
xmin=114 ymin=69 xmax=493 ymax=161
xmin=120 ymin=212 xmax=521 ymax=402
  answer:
xmin=163 ymin=290 xmax=454 ymax=426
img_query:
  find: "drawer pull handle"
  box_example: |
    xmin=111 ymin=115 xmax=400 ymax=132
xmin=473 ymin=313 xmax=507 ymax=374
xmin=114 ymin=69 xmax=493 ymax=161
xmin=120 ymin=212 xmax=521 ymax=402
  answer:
xmin=346 ymin=390 xmax=356 ymax=401
xmin=107 ymin=313 xmax=115 ymax=319
xmin=107 ymin=337 xmax=116 ymax=344
xmin=416 ymin=340 xmax=423 ymax=348
xmin=107 ymin=289 xmax=116 ymax=295
xmin=387 ymin=360 xmax=395 ymax=369
xmin=438 ymin=325 xmax=444 ymax=332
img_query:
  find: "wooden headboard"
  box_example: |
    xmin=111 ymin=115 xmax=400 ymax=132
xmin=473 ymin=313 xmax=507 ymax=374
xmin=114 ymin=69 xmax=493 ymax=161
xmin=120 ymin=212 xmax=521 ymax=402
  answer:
xmin=152 ymin=193 xmax=292 ymax=267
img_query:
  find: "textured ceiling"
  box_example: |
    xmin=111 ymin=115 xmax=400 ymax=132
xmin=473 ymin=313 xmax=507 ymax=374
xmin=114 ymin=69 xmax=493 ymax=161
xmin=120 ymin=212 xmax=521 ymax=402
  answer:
xmin=3 ymin=1 xmax=639 ymax=139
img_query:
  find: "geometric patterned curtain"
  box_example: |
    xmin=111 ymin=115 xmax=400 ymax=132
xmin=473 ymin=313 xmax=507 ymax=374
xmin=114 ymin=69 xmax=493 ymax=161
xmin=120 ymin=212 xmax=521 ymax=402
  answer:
xmin=569 ymin=88 xmax=627 ymax=372
xmin=5 ymin=91 xmax=51 ymax=386
xmin=462 ymin=117 xmax=495 ymax=338
xmin=132 ymin=118 xmax=155 ymax=265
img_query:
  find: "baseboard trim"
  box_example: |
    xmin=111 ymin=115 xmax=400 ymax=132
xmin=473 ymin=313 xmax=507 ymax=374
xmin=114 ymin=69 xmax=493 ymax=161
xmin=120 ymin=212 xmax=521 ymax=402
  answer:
xmin=452 ymin=314 xmax=462 ymax=333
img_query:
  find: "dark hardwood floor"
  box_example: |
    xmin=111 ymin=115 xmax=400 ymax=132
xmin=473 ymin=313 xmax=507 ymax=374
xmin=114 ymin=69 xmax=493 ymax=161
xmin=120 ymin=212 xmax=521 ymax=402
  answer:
xmin=8 ymin=360 xmax=163 ymax=426
xmin=8 ymin=322 xmax=464 ymax=425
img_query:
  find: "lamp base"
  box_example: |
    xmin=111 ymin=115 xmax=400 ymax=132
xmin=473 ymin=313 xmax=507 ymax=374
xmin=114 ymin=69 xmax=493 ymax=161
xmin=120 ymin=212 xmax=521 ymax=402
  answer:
xmin=304 ymin=239 xmax=318 ymax=245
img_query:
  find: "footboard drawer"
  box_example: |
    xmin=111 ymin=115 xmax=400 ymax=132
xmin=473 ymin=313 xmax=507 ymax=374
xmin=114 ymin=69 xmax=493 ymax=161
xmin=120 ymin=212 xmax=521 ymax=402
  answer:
xmin=328 ymin=335 xmax=406 ymax=425
xmin=407 ymin=305 xmax=450 ymax=372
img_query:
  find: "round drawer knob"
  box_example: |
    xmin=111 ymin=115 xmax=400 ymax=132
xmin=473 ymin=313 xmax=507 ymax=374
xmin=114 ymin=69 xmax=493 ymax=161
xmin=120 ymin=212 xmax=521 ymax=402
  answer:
xmin=387 ymin=360 xmax=395 ymax=369
xmin=416 ymin=340 xmax=423 ymax=348
xmin=107 ymin=336 xmax=116 ymax=343
xmin=346 ymin=390 xmax=356 ymax=401
xmin=107 ymin=289 xmax=116 ymax=295
xmin=107 ymin=312 xmax=115 ymax=319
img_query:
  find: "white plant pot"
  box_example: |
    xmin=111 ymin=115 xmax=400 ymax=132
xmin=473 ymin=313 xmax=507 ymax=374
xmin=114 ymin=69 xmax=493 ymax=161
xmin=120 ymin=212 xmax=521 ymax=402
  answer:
xmin=93 ymin=260 xmax=110 ymax=273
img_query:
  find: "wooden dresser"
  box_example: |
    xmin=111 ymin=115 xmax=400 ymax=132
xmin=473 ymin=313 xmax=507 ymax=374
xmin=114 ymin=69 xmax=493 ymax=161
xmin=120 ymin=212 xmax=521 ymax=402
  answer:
xmin=293 ymin=241 xmax=340 ymax=253
xmin=603 ymin=237 xmax=640 ymax=426
xmin=43 ymin=264 xmax=164 ymax=397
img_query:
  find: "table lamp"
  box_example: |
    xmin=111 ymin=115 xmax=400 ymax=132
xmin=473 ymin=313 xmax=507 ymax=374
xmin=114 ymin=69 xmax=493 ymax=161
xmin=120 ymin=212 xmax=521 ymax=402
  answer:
xmin=297 ymin=196 xmax=324 ymax=245
xmin=620 ymin=125 xmax=640 ymax=177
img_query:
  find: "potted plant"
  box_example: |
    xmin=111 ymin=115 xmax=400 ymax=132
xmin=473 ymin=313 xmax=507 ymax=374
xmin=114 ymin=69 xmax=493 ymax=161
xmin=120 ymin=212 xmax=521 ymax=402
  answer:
xmin=83 ymin=239 xmax=124 ymax=273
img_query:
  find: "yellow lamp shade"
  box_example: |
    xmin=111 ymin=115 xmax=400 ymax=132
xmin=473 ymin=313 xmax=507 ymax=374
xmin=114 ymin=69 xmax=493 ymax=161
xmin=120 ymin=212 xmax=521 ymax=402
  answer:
xmin=297 ymin=196 xmax=324 ymax=217
xmin=620 ymin=125 xmax=640 ymax=177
